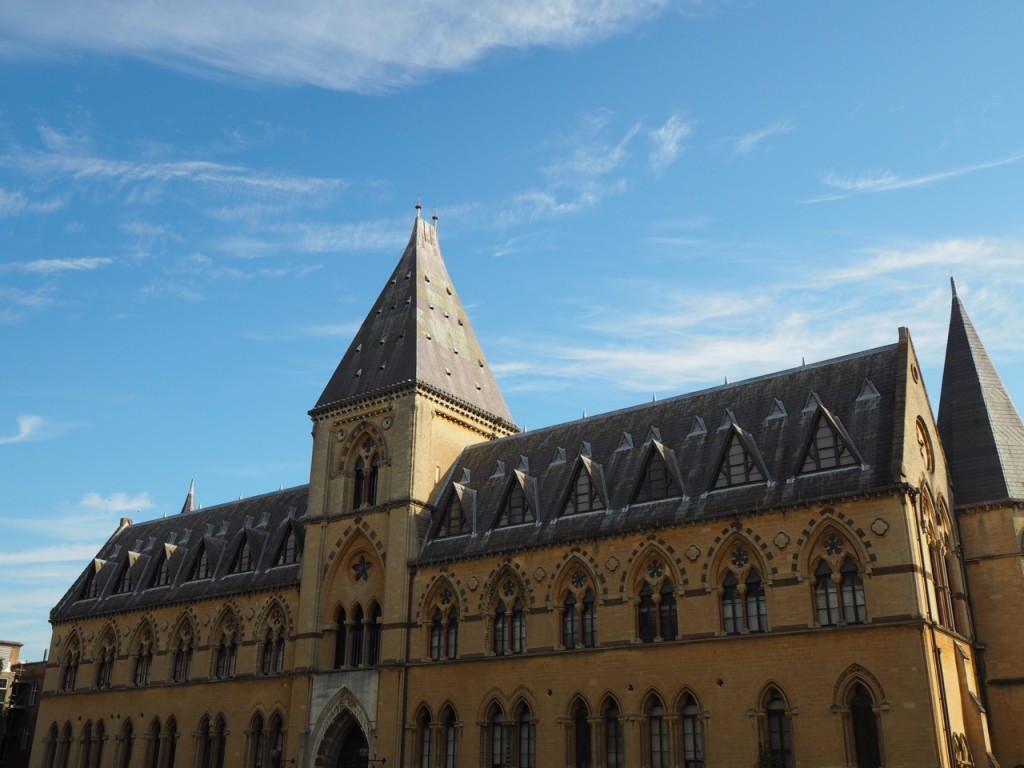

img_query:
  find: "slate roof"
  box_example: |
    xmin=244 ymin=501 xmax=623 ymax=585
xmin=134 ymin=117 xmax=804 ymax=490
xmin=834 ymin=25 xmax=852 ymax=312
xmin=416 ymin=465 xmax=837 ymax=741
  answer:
xmin=937 ymin=281 xmax=1024 ymax=507
xmin=312 ymin=213 xmax=515 ymax=429
xmin=418 ymin=340 xmax=905 ymax=564
xmin=51 ymin=486 xmax=308 ymax=622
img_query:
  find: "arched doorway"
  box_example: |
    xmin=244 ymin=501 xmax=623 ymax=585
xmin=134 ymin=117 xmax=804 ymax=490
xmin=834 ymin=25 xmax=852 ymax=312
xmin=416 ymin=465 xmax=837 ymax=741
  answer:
xmin=336 ymin=728 xmax=368 ymax=768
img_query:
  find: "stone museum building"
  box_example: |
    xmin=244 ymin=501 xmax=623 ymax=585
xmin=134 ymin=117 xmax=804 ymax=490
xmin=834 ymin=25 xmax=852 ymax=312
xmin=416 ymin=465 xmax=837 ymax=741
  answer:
xmin=30 ymin=209 xmax=1024 ymax=767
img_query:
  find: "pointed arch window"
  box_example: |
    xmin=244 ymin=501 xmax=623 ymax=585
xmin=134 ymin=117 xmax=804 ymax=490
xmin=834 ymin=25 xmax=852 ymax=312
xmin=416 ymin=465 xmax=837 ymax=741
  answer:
xmin=564 ymin=466 xmax=603 ymax=514
xmin=418 ymin=710 xmax=432 ymax=768
xmin=801 ymin=412 xmax=858 ymax=473
xmin=816 ymin=554 xmax=866 ymax=626
xmin=214 ymin=634 xmax=237 ymax=679
xmin=681 ymin=694 xmax=704 ymax=768
xmin=633 ymin=450 xmax=677 ymax=503
xmin=367 ymin=604 xmax=382 ymax=665
xmin=443 ymin=491 xmax=471 ymax=537
xmin=115 ymin=562 xmax=133 ymax=594
xmin=562 ymin=589 xmax=597 ymax=649
xmin=231 ymin=537 xmax=254 ymax=573
xmin=603 ymin=700 xmax=624 ymax=768
xmin=349 ymin=605 xmax=364 ymax=666
xmin=637 ymin=577 xmax=677 ymax=643
xmin=847 ymin=683 xmax=882 ymax=768
xmin=172 ymin=637 xmax=192 ymax=682
xmin=190 ymin=545 xmax=210 ymax=581
xmin=429 ymin=605 xmax=459 ymax=660
xmin=151 ymin=553 xmax=170 ymax=588
xmin=274 ymin=529 xmax=300 ymax=566
xmin=763 ymin=689 xmax=793 ymax=768
xmin=134 ymin=643 xmax=153 ymax=686
xmin=118 ymin=721 xmax=134 ymax=768
xmin=334 ymin=607 xmax=347 ymax=668
xmin=572 ymin=701 xmax=591 ymax=768
xmin=517 ymin=706 xmax=536 ymax=768
xmin=60 ymin=648 xmax=78 ymax=692
xmin=81 ymin=570 xmax=98 ymax=600
xmin=713 ymin=431 xmax=765 ymax=489
xmin=250 ymin=714 xmax=265 ymax=768
xmin=352 ymin=439 xmax=381 ymax=509
xmin=261 ymin=629 xmax=284 ymax=675
xmin=647 ymin=697 xmax=669 ymax=768
xmin=815 ymin=560 xmax=841 ymax=626
xmin=488 ymin=705 xmax=506 ymax=768
xmin=493 ymin=594 xmax=526 ymax=655
xmin=722 ymin=568 xmax=767 ymax=634
xmin=497 ymin=482 xmax=534 ymax=527
xmin=95 ymin=642 xmax=114 ymax=689
xmin=840 ymin=557 xmax=866 ymax=625
xmin=268 ymin=715 xmax=284 ymax=767
xmin=442 ymin=707 xmax=458 ymax=768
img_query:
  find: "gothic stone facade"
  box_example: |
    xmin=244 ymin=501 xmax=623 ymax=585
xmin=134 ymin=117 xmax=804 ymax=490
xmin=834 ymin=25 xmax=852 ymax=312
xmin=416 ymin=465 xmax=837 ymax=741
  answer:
xmin=31 ymin=216 xmax=1024 ymax=768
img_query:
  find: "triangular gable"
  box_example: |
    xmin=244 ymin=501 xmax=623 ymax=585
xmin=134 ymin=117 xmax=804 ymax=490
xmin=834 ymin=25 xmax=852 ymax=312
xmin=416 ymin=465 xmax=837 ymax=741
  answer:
xmin=229 ymin=534 xmax=255 ymax=574
xmin=579 ymin=441 xmax=592 ymax=458
xmin=494 ymin=471 xmax=536 ymax=528
xmin=615 ymin=433 xmax=634 ymax=452
xmin=436 ymin=483 xmax=475 ymax=538
xmin=711 ymin=427 xmax=768 ymax=490
xmin=643 ymin=426 xmax=662 ymax=446
xmin=856 ymin=379 xmax=881 ymax=402
xmin=188 ymin=541 xmax=212 ymax=581
xmin=490 ymin=460 xmax=506 ymax=479
xmin=549 ymin=447 xmax=567 ymax=466
xmin=765 ymin=399 xmax=787 ymax=421
xmin=632 ymin=441 xmax=684 ymax=504
xmin=802 ymin=391 xmax=823 ymax=413
xmin=273 ymin=526 xmax=302 ymax=566
xmin=560 ymin=457 xmax=606 ymax=516
xmin=687 ymin=416 xmax=707 ymax=438
xmin=799 ymin=406 xmax=862 ymax=474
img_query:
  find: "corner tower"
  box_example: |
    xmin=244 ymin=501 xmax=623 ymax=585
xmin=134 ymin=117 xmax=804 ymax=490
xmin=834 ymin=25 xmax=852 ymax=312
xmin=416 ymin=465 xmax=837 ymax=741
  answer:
xmin=294 ymin=208 xmax=516 ymax=766
xmin=937 ymin=278 xmax=1024 ymax=766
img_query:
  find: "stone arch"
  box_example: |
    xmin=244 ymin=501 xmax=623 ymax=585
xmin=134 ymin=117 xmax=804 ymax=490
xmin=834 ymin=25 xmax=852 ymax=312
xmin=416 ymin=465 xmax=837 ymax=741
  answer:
xmin=672 ymin=685 xmax=704 ymax=713
xmin=564 ymin=692 xmax=592 ymax=718
xmin=622 ymin=537 xmax=684 ymax=597
xmin=832 ymin=663 xmax=887 ymax=706
xmin=166 ymin=611 xmax=198 ymax=652
xmin=209 ymin=603 xmax=243 ymax=644
xmin=479 ymin=561 xmax=532 ymax=614
xmin=706 ymin=527 xmax=773 ymax=588
xmin=91 ymin=620 xmax=120 ymax=659
xmin=509 ymin=684 xmax=540 ymax=718
xmin=335 ymin=419 xmax=390 ymax=474
xmin=799 ymin=515 xmax=872 ymax=580
xmin=416 ymin=573 xmax=464 ymax=622
xmin=476 ymin=689 xmax=509 ymax=723
xmin=128 ymin=616 xmax=158 ymax=655
xmin=791 ymin=507 xmax=875 ymax=577
xmin=323 ymin=520 xmax=386 ymax=580
xmin=548 ymin=549 xmax=604 ymax=605
xmin=309 ymin=688 xmax=376 ymax=768
xmin=252 ymin=596 xmax=293 ymax=642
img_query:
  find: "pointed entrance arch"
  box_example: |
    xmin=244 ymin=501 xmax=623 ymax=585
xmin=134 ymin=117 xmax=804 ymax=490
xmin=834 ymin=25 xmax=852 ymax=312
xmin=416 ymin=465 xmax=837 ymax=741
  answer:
xmin=309 ymin=687 xmax=378 ymax=768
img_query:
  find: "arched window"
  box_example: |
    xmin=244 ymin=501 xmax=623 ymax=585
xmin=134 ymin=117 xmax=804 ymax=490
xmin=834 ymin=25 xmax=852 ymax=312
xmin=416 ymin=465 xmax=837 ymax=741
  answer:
xmin=60 ymin=647 xmax=78 ymax=692
xmin=572 ymin=701 xmax=591 ymax=768
xmin=215 ymin=634 xmax=237 ymax=679
xmin=488 ymin=705 xmax=506 ymax=768
xmin=603 ymin=700 xmax=624 ymax=768
xmin=681 ymin=694 xmax=704 ymax=768
xmin=82 ymin=722 xmax=95 ymax=768
xmin=746 ymin=570 xmax=767 ymax=632
xmin=517 ymin=706 xmax=536 ymax=768
xmin=268 ymin=714 xmax=284 ymax=766
xmin=165 ymin=717 xmax=179 ymax=768
xmin=494 ymin=600 xmax=507 ymax=654
xmin=91 ymin=720 xmax=105 ymax=768
xmin=446 ymin=607 xmax=459 ymax=659
xmin=847 ymin=683 xmax=882 ymax=768
xmin=95 ymin=642 xmax=114 ymax=689
xmin=442 ymin=707 xmax=458 ymax=768
xmin=723 ymin=568 xmax=768 ymax=634
xmin=172 ymin=637 xmax=192 ymax=682
xmin=763 ymin=689 xmax=793 ymax=768
xmin=814 ymin=560 xmax=841 ymax=626
xmin=494 ymin=593 xmax=526 ymax=655
xmin=334 ymin=607 xmax=347 ymax=668
xmin=562 ymin=588 xmax=598 ymax=649
xmin=57 ymin=723 xmax=72 ymax=768
xmin=429 ymin=605 xmax=459 ymax=661
xmin=134 ymin=642 xmax=153 ymax=686
xmin=368 ymin=453 xmax=380 ymax=505
xmin=250 ymin=714 xmax=266 ymax=768
xmin=198 ymin=715 xmax=226 ymax=768
xmin=261 ymin=630 xmax=284 ymax=675
xmin=659 ymin=581 xmax=678 ymax=640
xmin=562 ymin=592 xmax=578 ymax=649
xmin=351 ymin=438 xmax=381 ymax=509
xmin=647 ymin=697 xmax=669 ymax=768
xmin=350 ymin=605 xmax=365 ymax=666
xmin=42 ymin=723 xmax=58 ymax=768
xmin=840 ymin=557 xmax=866 ymax=625
xmin=353 ymin=457 xmax=365 ymax=509
xmin=638 ymin=582 xmax=657 ymax=643
xmin=511 ymin=599 xmax=526 ymax=654
xmin=367 ymin=604 xmax=382 ymax=665
xmin=430 ymin=608 xmax=444 ymax=660
xmin=722 ymin=571 xmax=742 ymax=635
xmin=144 ymin=719 xmax=161 ymax=768
xmin=418 ymin=710 xmax=432 ymax=768
xmin=118 ymin=720 xmax=134 ymax=768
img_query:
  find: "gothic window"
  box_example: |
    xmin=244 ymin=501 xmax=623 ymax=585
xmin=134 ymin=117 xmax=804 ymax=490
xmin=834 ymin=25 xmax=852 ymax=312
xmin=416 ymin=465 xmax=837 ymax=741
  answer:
xmin=564 ymin=465 xmax=603 ymax=514
xmin=746 ymin=570 xmax=768 ymax=632
xmin=81 ymin=570 xmax=98 ymax=600
xmin=172 ymin=637 xmax=192 ymax=682
xmin=190 ymin=545 xmax=211 ymax=581
xmin=847 ymin=683 xmax=882 ymax=768
xmin=638 ymin=582 xmax=657 ymax=643
xmin=562 ymin=586 xmax=597 ymax=649
xmin=493 ymin=591 xmax=527 ymax=655
xmin=488 ymin=705 xmax=506 ymax=768
xmin=268 ymin=715 xmax=284 ymax=767
xmin=134 ymin=644 xmax=153 ymax=686
xmin=429 ymin=605 xmax=459 ymax=661
xmin=95 ymin=642 xmax=114 ymax=689
xmin=712 ymin=431 xmax=765 ymax=489
xmin=659 ymin=580 xmax=678 ymax=640
xmin=367 ymin=604 xmax=382 ymax=665
xmin=214 ymin=635 xmax=237 ymax=679
xmin=82 ymin=723 xmax=95 ymax=768
xmin=261 ymin=630 xmax=284 ymax=675
xmin=516 ymin=706 xmax=536 ymax=768
xmin=562 ymin=593 xmax=578 ymax=649
xmin=349 ymin=605 xmax=364 ymax=666
xmin=118 ymin=721 xmax=134 ymax=768
xmin=334 ymin=607 xmax=347 ymax=668
xmin=352 ymin=439 xmax=381 ymax=509
xmin=800 ymin=412 xmax=858 ymax=473
xmin=231 ymin=537 xmax=254 ymax=573
xmin=442 ymin=491 xmax=471 ymax=537
xmin=274 ymin=529 xmax=300 ymax=566
xmin=60 ymin=646 xmax=79 ymax=692
xmin=115 ymin=562 xmax=133 ymax=594
xmin=633 ymin=449 xmax=677 ymax=504
xmin=442 ymin=707 xmax=458 ymax=768
xmin=250 ymin=714 xmax=265 ymax=768
xmin=722 ymin=566 xmax=767 ymax=634
xmin=496 ymin=481 xmax=534 ymax=527
xmin=151 ymin=552 xmax=170 ymax=588
xmin=58 ymin=723 xmax=72 ymax=768
xmin=647 ymin=697 xmax=670 ymax=768
xmin=42 ymin=723 xmax=58 ymax=768
xmin=446 ymin=607 xmax=459 ymax=659
xmin=815 ymin=560 xmax=841 ymax=626
xmin=763 ymin=688 xmax=793 ymax=768
xmin=681 ymin=694 xmax=704 ymax=768
xmin=430 ymin=608 xmax=443 ymax=660
xmin=722 ymin=571 xmax=742 ymax=635
xmin=198 ymin=715 xmax=227 ymax=768
xmin=143 ymin=719 xmax=160 ymax=768
xmin=572 ymin=701 xmax=591 ymax=768
xmin=418 ymin=710 xmax=432 ymax=768
xmin=603 ymin=699 xmax=624 ymax=768
xmin=840 ymin=557 xmax=867 ymax=625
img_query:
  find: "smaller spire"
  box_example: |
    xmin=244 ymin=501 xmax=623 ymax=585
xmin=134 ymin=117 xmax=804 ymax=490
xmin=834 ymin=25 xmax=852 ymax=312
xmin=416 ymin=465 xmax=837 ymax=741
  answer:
xmin=950 ymin=275 xmax=958 ymax=298
xmin=180 ymin=479 xmax=195 ymax=515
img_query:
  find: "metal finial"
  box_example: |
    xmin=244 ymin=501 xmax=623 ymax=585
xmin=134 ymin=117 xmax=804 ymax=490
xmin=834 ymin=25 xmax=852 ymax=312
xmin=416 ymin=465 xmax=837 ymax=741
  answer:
xmin=416 ymin=197 xmax=422 ymax=217
xmin=950 ymin=275 xmax=958 ymax=298
xmin=432 ymin=208 xmax=438 ymax=225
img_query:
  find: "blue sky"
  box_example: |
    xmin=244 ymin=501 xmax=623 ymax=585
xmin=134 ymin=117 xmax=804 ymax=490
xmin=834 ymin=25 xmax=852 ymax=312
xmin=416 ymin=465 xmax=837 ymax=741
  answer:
xmin=2 ymin=2 xmax=1023 ymax=660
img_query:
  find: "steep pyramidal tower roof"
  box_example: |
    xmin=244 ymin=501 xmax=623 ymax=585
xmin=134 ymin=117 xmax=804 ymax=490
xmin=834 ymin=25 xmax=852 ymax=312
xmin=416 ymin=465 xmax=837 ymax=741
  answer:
xmin=937 ymin=279 xmax=1024 ymax=506
xmin=313 ymin=211 xmax=515 ymax=428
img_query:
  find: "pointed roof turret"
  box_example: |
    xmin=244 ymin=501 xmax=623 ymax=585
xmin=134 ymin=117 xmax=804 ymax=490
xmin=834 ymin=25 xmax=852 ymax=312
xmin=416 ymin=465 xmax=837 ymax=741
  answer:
xmin=312 ymin=211 xmax=515 ymax=428
xmin=937 ymin=278 xmax=1024 ymax=506
xmin=180 ymin=479 xmax=195 ymax=515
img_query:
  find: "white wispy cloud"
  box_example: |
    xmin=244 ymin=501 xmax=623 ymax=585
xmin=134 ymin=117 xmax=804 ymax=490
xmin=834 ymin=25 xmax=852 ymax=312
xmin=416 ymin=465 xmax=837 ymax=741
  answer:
xmin=809 ymin=150 xmax=1024 ymax=202
xmin=79 ymin=491 xmax=154 ymax=513
xmin=648 ymin=114 xmax=693 ymax=173
xmin=0 ymin=257 xmax=113 ymax=274
xmin=0 ymin=414 xmax=45 ymax=445
xmin=727 ymin=118 xmax=793 ymax=157
xmin=0 ymin=543 xmax=106 ymax=566
xmin=0 ymin=0 xmax=671 ymax=93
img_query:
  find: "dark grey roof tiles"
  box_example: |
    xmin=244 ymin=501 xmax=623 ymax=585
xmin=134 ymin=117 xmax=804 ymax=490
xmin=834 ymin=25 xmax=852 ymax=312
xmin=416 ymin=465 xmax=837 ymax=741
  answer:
xmin=419 ymin=342 xmax=904 ymax=564
xmin=312 ymin=216 xmax=514 ymax=428
xmin=52 ymin=486 xmax=308 ymax=622
xmin=938 ymin=283 xmax=1024 ymax=506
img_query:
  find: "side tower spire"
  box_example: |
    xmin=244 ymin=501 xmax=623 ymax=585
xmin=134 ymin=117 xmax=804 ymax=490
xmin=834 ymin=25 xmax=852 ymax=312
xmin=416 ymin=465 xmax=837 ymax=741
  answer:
xmin=937 ymin=279 xmax=1024 ymax=505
